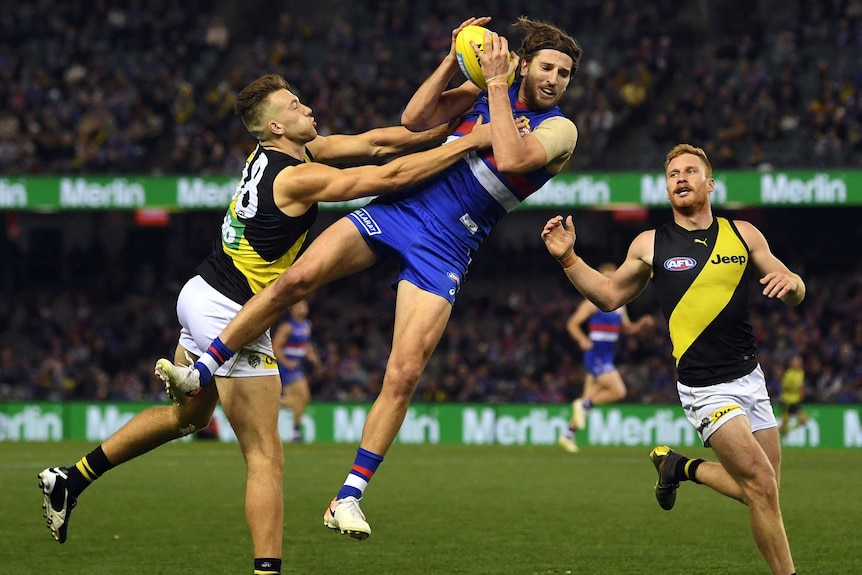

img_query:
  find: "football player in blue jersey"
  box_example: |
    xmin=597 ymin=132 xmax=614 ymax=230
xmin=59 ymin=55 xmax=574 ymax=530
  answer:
xmin=558 ymin=263 xmax=654 ymax=453
xmin=272 ymin=299 xmax=320 ymax=443
xmin=156 ymin=16 xmax=582 ymax=540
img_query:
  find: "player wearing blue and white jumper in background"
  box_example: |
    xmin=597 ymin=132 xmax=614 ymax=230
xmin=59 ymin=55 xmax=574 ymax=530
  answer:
xmin=558 ymin=263 xmax=654 ymax=453
xmin=272 ymin=299 xmax=320 ymax=443
xmin=154 ymin=15 xmax=581 ymax=540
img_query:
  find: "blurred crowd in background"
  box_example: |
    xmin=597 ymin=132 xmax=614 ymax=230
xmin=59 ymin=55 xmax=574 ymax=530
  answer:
xmin=1 ymin=0 xmax=861 ymax=407
xmin=0 ymin=208 xmax=859 ymax=407
xmin=2 ymin=0 xmax=862 ymax=175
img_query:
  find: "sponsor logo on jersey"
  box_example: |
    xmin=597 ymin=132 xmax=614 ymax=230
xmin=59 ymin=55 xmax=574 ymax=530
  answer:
xmin=242 ymin=352 xmax=278 ymax=370
xmin=663 ymin=256 xmax=697 ymax=271
xmin=697 ymin=404 xmax=742 ymax=432
xmin=349 ymin=208 xmax=381 ymax=235
xmin=710 ymin=253 xmax=747 ymax=265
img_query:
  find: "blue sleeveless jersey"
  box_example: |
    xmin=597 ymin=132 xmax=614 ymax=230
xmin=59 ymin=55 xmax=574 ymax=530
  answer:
xmin=588 ymin=309 xmax=623 ymax=356
xmin=281 ymin=317 xmax=311 ymax=362
xmin=278 ymin=316 xmax=311 ymax=385
xmin=583 ymin=309 xmax=623 ymax=377
xmin=371 ymin=82 xmax=565 ymax=252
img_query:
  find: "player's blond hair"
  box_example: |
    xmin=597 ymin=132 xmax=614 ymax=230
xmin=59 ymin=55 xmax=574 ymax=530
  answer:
xmin=665 ymin=144 xmax=713 ymax=179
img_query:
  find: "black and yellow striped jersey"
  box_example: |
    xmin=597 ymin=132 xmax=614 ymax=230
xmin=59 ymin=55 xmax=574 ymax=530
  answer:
xmin=197 ymin=144 xmax=318 ymax=305
xmin=652 ymin=217 xmax=758 ymax=387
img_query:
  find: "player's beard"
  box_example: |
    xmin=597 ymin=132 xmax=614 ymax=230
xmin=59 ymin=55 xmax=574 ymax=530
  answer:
xmin=519 ymin=75 xmax=559 ymax=111
xmin=670 ymin=188 xmax=709 ymax=216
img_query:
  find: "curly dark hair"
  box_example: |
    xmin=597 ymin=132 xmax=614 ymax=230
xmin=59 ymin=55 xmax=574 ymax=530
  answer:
xmin=513 ymin=16 xmax=582 ymax=72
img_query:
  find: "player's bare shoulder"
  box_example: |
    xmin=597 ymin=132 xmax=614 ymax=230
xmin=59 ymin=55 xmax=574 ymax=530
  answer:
xmin=629 ymin=229 xmax=657 ymax=268
xmin=731 ymin=219 xmax=768 ymax=251
xmin=531 ymin=116 xmax=578 ymax=173
xmin=271 ymin=161 xmax=330 ymax=216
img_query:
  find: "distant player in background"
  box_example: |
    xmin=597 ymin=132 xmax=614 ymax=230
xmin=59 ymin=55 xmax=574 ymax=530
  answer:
xmin=272 ymin=299 xmax=320 ymax=443
xmin=558 ymin=262 xmax=654 ymax=453
xmin=779 ymin=354 xmax=808 ymax=436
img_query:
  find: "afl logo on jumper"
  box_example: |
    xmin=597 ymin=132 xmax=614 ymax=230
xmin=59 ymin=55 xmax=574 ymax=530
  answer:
xmin=664 ymin=257 xmax=697 ymax=271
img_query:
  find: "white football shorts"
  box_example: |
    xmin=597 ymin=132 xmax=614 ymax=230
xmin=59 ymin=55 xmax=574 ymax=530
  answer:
xmin=677 ymin=364 xmax=777 ymax=446
xmin=175 ymin=275 xmax=279 ymax=378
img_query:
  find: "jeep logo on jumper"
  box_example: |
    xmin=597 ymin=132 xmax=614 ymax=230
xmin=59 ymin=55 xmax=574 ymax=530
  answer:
xmin=663 ymin=257 xmax=697 ymax=271
xmin=710 ymin=254 xmax=747 ymax=265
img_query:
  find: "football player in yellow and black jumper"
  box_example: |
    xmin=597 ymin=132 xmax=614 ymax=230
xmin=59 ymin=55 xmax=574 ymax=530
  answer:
xmin=541 ymin=143 xmax=805 ymax=575
xmin=779 ymin=354 xmax=808 ymax=436
xmin=39 ymin=73 xmax=494 ymax=575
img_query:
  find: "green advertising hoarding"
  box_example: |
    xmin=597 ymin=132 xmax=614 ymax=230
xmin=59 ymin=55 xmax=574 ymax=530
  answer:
xmin=0 ymin=170 xmax=859 ymax=210
xmin=1 ymin=402 xmax=859 ymax=448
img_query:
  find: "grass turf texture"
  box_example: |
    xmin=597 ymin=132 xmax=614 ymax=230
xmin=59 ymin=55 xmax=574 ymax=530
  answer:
xmin=2 ymin=441 xmax=859 ymax=574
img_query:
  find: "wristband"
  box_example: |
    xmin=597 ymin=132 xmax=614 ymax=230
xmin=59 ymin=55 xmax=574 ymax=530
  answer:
xmin=485 ymin=73 xmax=509 ymax=83
xmin=486 ymin=81 xmax=508 ymax=88
xmin=558 ymin=251 xmax=578 ymax=268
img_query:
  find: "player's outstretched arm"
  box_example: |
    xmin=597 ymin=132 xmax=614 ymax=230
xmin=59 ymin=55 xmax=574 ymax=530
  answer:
xmin=308 ymin=124 xmax=451 ymax=165
xmin=281 ymin=119 xmax=492 ymax=205
xmin=542 ymin=215 xmax=653 ymax=311
xmin=735 ymin=220 xmax=806 ymax=305
xmin=401 ymin=17 xmax=486 ymax=131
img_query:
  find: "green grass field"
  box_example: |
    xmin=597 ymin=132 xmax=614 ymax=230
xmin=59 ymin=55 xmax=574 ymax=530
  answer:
xmin=1 ymin=441 xmax=859 ymax=574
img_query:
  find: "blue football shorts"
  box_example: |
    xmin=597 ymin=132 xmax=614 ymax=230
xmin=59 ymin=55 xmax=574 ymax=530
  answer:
xmin=278 ymin=364 xmax=304 ymax=386
xmin=348 ymin=202 xmax=472 ymax=305
xmin=583 ymin=348 xmax=617 ymax=377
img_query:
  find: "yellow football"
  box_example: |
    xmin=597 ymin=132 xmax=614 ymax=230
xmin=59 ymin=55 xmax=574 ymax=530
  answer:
xmin=454 ymin=25 xmax=515 ymax=90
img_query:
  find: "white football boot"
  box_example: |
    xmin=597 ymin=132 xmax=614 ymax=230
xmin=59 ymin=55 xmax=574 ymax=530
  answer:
xmin=39 ymin=467 xmax=77 ymax=543
xmin=323 ymin=496 xmax=371 ymax=540
xmin=154 ymin=358 xmax=202 ymax=404
xmin=572 ymin=399 xmax=587 ymax=430
xmin=557 ymin=434 xmax=580 ymax=453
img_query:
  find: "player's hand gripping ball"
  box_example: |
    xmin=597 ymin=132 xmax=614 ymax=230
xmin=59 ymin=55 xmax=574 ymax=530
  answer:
xmin=455 ymin=25 xmax=515 ymax=90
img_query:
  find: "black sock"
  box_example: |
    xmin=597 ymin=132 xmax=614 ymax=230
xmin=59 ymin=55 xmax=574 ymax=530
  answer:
xmin=66 ymin=445 xmax=115 ymax=497
xmin=685 ymin=458 xmax=704 ymax=484
xmin=672 ymin=456 xmax=704 ymax=484
xmin=254 ymin=558 xmax=281 ymax=574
